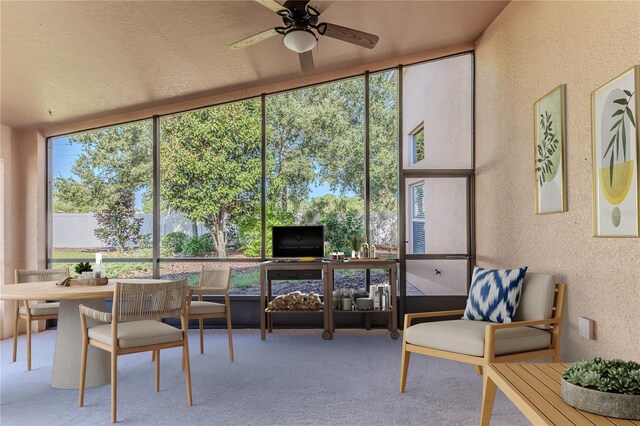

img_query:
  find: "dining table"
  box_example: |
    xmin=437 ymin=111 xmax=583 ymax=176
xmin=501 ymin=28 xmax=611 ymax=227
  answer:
xmin=0 ymin=278 xmax=172 ymax=389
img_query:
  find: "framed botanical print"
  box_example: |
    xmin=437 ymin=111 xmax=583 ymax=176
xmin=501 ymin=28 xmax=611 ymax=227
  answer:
xmin=534 ymin=84 xmax=567 ymax=214
xmin=592 ymin=65 xmax=639 ymax=237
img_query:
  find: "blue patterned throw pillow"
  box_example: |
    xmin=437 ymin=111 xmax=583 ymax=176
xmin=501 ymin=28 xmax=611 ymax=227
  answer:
xmin=462 ymin=266 xmax=528 ymax=323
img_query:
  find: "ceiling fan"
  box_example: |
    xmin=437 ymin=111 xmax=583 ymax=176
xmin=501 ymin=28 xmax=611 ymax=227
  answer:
xmin=229 ymin=0 xmax=379 ymax=73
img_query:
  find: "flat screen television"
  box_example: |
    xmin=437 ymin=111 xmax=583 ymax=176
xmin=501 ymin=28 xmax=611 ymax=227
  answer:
xmin=272 ymin=225 xmax=324 ymax=258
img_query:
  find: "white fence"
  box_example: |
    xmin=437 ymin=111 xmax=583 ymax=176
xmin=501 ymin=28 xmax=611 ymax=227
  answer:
xmin=53 ymin=212 xmax=398 ymax=249
xmin=52 ymin=213 xmax=207 ymax=248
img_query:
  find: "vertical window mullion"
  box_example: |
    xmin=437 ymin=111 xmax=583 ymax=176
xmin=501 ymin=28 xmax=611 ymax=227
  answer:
xmin=261 ymin=94 xmax=267 ymax=261
xmin=364 ymin=71 xmax=371 ymax=245
xmin=152 ymin=115 xmax=160 ymax=278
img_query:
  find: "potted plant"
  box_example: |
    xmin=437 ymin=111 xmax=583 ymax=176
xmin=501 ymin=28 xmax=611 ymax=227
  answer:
xmin=349 ymin=234 xmax=362 ymax=259
xmin=74 ymin=262 xmax=93 ymax=279
xmin=562 ymin=357 xmax=640 ymax=419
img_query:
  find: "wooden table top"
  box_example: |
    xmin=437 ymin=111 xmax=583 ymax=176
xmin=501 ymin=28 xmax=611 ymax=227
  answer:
xmin=488 ymin=363 xmax=639 ymax=426
xmin=0 ymin=278 xmax=174 ymax=301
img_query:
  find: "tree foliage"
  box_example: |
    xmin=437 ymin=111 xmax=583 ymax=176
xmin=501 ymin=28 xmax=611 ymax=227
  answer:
xmin=160 ymin=99 xmax=262 ymax=257
xmin=53 ymin=121 xmax=152 ymax=250
xmin=94 ymin=192 xmax=144 ymax=251
xmin=54 ymin=122 xmax=152 ymax=211
xmin=321 ymin=211 xmax=365 ymax=254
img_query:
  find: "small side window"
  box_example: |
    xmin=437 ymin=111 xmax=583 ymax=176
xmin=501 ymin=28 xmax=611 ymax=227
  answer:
xmin=411 ymin=183 xmax=426 ymax=254
xmin=410 ymin=124 xmax=425 ymax=164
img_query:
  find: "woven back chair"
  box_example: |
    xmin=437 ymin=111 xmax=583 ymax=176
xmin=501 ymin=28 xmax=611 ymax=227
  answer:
xmin=116 ymin=281 xmax=186 ymax=322
xmin=188 ymin=266 xmax=234 ymax=360
xmin=16 ymin=268 xmax=69 ymax=284
xmin=200 ymin=267 xmax=231 ymax=293
xmin=13 ymin=267 xmax=69 ymax=371
xmin=78 ymin=279 xmax=192 ymax=423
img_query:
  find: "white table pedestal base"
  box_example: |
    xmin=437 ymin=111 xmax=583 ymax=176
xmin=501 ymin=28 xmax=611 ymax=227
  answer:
xmin=51 ymin=298 xmax=110 ymax=389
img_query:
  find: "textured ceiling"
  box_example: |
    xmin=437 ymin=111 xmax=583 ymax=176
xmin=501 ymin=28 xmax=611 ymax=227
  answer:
xmin=0 ymin=1 xmax=508 ymax=129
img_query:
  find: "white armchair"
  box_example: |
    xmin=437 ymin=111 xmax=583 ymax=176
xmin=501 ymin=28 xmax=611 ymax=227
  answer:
xmin=400 ymin=273 xmax=566 ymax=399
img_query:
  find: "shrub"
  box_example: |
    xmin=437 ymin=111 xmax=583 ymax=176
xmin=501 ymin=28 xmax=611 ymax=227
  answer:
xmin=321 ymin=211 xmax=364 ymax=254
xmin=180 ymin=235 xmax=214 ymax=257
xmin=161 ymin=232 xmax=188 ymax=256
xmin=137 ymin=233 xmax=152 ymax=250
xmin=563 ymin=357 xmax=640 ymax=395
xmin=236 ymin=204 xmax=294 ymax=257
xmin=94 ymin=191 xmax=143 ymax=251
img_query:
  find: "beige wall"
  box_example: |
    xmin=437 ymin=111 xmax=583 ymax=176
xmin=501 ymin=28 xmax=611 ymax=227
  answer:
xmin=475 ymin=1 xmax=640 ymax=361
xmin=0 ymin=125 xmax=47 ymax=338
xmin=402 ymin=53 xmax=473 ymax=169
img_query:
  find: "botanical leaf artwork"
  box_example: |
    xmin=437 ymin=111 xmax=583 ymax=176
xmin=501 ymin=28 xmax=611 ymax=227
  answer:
xmin=593 ymin=66 xmax=639 ymax=237
xmin=534 ymin=85 xmax=565 ymax=215
xmin=604 ymin=90 xmax=635 ymax=186
xmin=536 ymin=111 xmax=560 ymax=187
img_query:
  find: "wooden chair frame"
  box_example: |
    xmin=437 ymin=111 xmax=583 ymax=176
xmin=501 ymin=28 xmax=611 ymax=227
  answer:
xmin=400 ymin=283 xmax=565 ymax=421
xmin=12 ymin=268 xmax=69 ymax=371
xmin=189 ymin=266 xmax=234 ymax=362
xmin=78 ymin=281 xmax=193 ymax=423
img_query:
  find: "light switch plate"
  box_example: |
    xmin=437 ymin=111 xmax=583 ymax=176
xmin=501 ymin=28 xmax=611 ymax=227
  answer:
xmin=578 ymin=317 xmax=595 ymax=340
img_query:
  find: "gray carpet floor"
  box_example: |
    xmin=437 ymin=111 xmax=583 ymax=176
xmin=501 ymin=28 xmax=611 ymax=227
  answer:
xmin=1 ymin=329 xmax=527 ymax=425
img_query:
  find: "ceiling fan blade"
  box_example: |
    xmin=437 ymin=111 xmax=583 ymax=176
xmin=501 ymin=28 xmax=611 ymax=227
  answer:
xmin=229 ymin=28 xmax=278 ymax=50
xmin=299 ymin=51 xmax=314 ymax=73
xmin=283 ymin=0 xmax=309 ymax=10
xmin=229 ymin=28 xmax=279 ymax=50
xmin=321 ymin=23 xmax=379 ymax=49
xmin=254 ymin=0 xmax=287 ymax=13
xmin=308 ymin=0 xmax=333 ymax=14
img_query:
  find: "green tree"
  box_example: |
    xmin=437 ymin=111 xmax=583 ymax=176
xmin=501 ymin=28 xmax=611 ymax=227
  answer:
xmin=160 ymin=99 xmax=262 ymax=258
xmin=54 ymin=122 xmax=152 ymax=212
xmin=298 ymin=194 xmax=363 ymax=224
xmin=94 ymin=191 xmax=143 ymax=251
xmin=53 ymin=121 xmax=152 ymax=250
xmin=266 ymin=79 xmax=366 ymax=213
xmin=369 ymin=71 xmax=399 ymax=213
xmin=321 ymin=211 xmax=365 ymax=253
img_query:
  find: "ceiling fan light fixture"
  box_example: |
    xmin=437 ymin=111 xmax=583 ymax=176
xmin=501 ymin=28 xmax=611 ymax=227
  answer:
xmin=283 ymin=28 xmax=317 ymax=53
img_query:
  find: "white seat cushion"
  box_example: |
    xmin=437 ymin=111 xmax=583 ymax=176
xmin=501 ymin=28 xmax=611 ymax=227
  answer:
xmin=88 ymin=320 xmax=183 ymax=349
xmin=19 ymin=302 xmax=59 ymax=316
xmin=190 ymin=301 xmax=226 ymax=315
xmin=514 ymin=272 xmax=556 ymax=329
xmin=405 ymin=319 xmax=551 ymax=357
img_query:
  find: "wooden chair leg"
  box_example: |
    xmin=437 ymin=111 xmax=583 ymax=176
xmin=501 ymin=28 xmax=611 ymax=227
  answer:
xmin=480 ymin=368 xmax=497 ymax=426
xmin=226 ymin=313 xmax=234 ymax=362
xmin=181 ymin=346 xmax=185 ymax=371
xmin=399 ymin=349 xmax=411 ymax=393
xmin=78 ymin=339 xmax=88 ymax=406
xmin=475 ymin=365 xmax=483 ymax=375
xmin=199 ymin=319 xmax=204 ymax=354
xmin=154 ymin=350 xmax=160 ymax=392
xmin=26 ymin=318 xmax=32 ymax=371
xmin=12 ymin=302 xmax=19 ymax=363
xmin=111 ymin=353 xmax=118 ymax=423
xmin=183 ymin=341 xmax=192 ymax=406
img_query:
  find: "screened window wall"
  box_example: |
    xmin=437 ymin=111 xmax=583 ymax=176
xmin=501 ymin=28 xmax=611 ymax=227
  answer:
xmin=49 ymin=120 xmax=154 ymax=276
xmin=48 ymin=53 xmax=473 ymax=299
xmin=48 ymin=71 xmax=400 ymax=295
